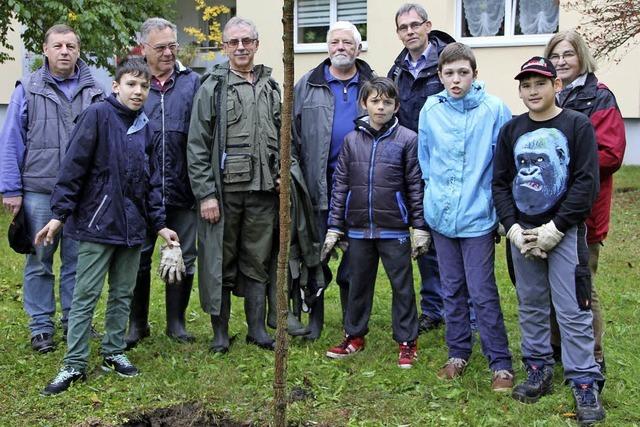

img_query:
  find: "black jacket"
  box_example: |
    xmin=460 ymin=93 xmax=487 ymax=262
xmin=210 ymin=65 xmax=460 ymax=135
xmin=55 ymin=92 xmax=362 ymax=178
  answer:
xmin=328 ymin=117 xmax=426 ymax=238
xmin=387 ymin=30 xmax=455 ymax=132
xmin=51 ymin=95 xmax=165 ymax=246
xmin=144 ymin=63 xmax=200 ymax=209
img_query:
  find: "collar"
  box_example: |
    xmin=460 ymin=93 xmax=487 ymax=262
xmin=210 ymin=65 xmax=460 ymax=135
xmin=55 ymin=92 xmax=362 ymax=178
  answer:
xmin=324 ymin=64 xmax=360 ymax=84
xmin=404 ymin=43 xmax=432 ymax=66
xmin=564 ymin=73 xmax=588 ymax=91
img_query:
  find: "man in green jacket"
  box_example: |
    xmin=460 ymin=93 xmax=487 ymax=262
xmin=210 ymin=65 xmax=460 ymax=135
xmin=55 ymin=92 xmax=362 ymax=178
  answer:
xmin=187 ymin=16 xmax=280 ymax=352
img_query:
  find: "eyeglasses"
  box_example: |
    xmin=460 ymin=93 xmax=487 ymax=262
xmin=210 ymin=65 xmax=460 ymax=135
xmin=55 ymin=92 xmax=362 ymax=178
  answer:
xmin=397 ymin=20 xmax=427 ymax=33
xmin=548 ymin=50 xmax=577 ymax=62
xmin=224 ymin=38 xmax=257 ymax=48
xmin=145 ymin=42 xmax=179 ymax=54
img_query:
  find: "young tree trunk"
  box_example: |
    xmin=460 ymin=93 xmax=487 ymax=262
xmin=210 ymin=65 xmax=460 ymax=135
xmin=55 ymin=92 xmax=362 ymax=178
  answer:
xmin=274 ymin=1 xmax=294 ymax=426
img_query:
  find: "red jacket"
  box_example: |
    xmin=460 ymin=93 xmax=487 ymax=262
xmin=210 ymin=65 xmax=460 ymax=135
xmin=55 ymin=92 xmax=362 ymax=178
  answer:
xmin=559 ymin=73 xmax=626 ymax=243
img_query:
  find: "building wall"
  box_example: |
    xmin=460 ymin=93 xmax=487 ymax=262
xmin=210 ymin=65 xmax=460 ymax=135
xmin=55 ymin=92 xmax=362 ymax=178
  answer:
xmin=0 ymin=22 xmax=23 ymax=105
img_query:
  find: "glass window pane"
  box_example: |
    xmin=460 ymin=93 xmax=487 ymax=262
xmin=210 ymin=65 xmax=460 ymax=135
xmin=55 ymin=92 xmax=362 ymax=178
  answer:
xmin=461 ymin=0 xmax=505 ymax=37
xmin=337 ymin=0 xmax=367 ymax=41
xmin=297 ymin=0 xmax=330 ymax=43
xmin=516 ymin=0 xmax=559 ymax=35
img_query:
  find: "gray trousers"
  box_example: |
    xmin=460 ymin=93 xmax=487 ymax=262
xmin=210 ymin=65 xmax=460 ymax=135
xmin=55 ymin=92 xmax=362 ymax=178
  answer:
xmin=512 ymin=225 xmax=603 ymax=382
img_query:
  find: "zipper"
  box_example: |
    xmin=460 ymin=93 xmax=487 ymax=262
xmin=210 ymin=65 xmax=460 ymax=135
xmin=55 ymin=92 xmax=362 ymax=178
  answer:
xmin=160 ymin=92 xmax=166 ymax=206
xmin=88 ymin=194 xmax=108 ymax=229
xmin=367 ymin=137 xmax=380 ymax=236
xmin=343 ymin=84 xmax=348 ymax=102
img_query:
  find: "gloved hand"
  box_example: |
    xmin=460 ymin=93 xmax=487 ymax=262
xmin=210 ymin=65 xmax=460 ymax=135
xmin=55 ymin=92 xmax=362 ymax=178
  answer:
xmin=411 ymin=229 xmax=431 ymax=259
xmin=506 ymin=224 xmax=527 ymax=252
xmin=321 ymin=230 xmax=344 ymax=261
xmin=495 ymin=223 xmax=506 ymax=244
xmin=158 ymin=243 xmax=186 ymax=285
xmin=523 ymin=246 xmax=548 ymax=260
xmin=522 ymin=220 xmax=564 ymax=252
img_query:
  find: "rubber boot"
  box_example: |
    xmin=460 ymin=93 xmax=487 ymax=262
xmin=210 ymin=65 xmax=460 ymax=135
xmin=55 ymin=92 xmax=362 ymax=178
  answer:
xmin=244 ymin=281 xmax=275 ymax=350
xmin=210 ymin=288 xmax=231 ymax=353
xmin=267 ymin=279 xmax=309 ymax=336
xmin=165 ymin=274 xmax=195 ymax=343
xmin=125 ymin=270 xmax=151 ymax=350
xmin=304 ymin=293 xmax=324 ymax=341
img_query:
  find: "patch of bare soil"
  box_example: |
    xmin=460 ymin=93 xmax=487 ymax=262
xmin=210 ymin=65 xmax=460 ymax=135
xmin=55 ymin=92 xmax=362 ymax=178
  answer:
xmin=120 ymin=403 xmax=252 ymax=427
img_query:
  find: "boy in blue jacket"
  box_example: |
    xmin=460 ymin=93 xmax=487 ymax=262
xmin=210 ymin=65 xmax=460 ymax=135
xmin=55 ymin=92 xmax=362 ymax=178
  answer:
xmin=35 ymin=58 xmax=179 ymax=395
xmin=418 ymin=43 xmax=514 ymax=391
xmin=322 ymin=77 xmax=430 ymax=368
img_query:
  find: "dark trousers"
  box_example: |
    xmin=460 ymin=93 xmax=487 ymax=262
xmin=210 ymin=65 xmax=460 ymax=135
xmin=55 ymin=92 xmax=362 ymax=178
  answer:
xmin=344 ymin=237 xmax=418 ymax=343
xmin=432 ymin=231 xmax=512 ymax=371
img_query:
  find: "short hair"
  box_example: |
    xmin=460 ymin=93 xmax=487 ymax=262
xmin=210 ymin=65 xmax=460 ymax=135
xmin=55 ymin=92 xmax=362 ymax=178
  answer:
xmin=438 ymin=42 xmax=477 ymax=72
xmin=326 ymin=21 xmax=362 ymax=47
xmin=544 ymin=30 xmax=597 ymax=74
xmin=115 ymin=57 xmax=151 ymax=82
xmin=395 ymin=3 xmax=429 ymax=27
xmin=223 ymin=16 xmax=259 ymax=41
xmin=139 ymin=17 xmax=177 ymax=44
xmin=44 ymin=24 xmax=80 ymax=47
xmin=359 ymin=77 xmax=400 ymax=105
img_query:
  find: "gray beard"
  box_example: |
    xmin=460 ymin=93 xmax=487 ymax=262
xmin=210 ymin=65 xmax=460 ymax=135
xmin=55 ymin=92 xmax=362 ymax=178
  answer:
xmin=330 ymin=55 xmax=356 ymax=69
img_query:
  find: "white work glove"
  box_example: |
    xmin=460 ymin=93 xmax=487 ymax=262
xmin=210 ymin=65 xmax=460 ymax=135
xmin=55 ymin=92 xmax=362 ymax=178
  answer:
xmin=506 ymin=224 xmax=527 ymax=252
xmin=321 ymin=230 xmax=344 ymax=261
xmin=522 ymin=220 xmax=564 ymax=253
xmin=158 ymin=243 xmax=186 ymax=285
xmin=411 ymin=229 xmax=431 ymax=259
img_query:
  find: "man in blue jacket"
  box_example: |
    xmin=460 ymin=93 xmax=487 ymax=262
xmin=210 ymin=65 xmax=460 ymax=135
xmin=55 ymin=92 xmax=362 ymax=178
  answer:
xmin=125 ymin=18 xmax=201 ymax=348
xmin=0 ymin=24 xmax=103 ymax=353
xmin=388 ymin=3 xmax=454 ymax=334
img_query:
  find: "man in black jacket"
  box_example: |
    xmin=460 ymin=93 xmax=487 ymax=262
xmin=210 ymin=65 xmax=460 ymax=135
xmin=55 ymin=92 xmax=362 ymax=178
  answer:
xmin=388 ymin=3 xmax=454 ymax=335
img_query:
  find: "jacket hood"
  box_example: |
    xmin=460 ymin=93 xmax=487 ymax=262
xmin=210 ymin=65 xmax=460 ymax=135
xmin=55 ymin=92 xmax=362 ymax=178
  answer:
xmin=392 ymin=30 xmax=455 ymax=67
xmin=107 ymin=93 xmax=145 ymax=121
xmin=435 ymin=80 xmax=486 ymax=113
xmin=308 ymin=58 xmax=375 ymax=86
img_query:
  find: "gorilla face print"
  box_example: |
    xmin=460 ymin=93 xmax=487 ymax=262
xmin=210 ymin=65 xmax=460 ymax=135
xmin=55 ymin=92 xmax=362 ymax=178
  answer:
xmin=512 ymin=128 xmax=570 ymax=215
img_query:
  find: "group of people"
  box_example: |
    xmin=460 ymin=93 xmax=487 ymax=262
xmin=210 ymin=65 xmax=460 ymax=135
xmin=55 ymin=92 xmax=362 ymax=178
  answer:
xmin=0 ymin=3 xmax=626 ymax=425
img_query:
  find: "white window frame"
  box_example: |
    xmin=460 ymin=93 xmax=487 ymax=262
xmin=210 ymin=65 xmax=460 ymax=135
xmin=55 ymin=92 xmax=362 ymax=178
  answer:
xmin=455 ymin=0 xmax=556 ymax=47
xmin=294 ymin=0 xmax=368 ymax=53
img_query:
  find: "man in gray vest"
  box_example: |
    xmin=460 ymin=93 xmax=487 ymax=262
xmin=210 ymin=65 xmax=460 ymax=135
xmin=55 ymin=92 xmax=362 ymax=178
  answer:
xmin=0 ymin=24 xmax=103 ymax=353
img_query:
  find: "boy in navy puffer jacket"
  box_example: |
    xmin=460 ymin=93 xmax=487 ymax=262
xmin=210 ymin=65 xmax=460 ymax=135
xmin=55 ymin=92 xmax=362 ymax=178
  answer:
xmin=35 ymin=58 xmax=179 ymax=396
xmin=322 ymin=77 xmax=430 ymax=369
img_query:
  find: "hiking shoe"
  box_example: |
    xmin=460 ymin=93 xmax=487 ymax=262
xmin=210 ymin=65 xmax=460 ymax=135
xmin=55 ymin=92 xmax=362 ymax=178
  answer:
xmin=31 ymin=333 xmax=55 ymax=354
xmin=492 ymin=369 xmax=515 ymax=392
xmin=102 ymin=353 xmax=139 ymax=377
xmin=437 ymin=357 xmax=468 ymax=379
xmin=42 ymin=366 xmax=85 ymax=396
xmin=512 ymin=364 xmax=553 ymax=404
xmin=398 ymin=341 xmax=418 ymax=369
xmin=572 ymin=379 xmax=605 ymax=425
xmin=418 ymin=314 xmax=443 ymax=334
xmin=326 ymin=335 xmax=365 ymax=359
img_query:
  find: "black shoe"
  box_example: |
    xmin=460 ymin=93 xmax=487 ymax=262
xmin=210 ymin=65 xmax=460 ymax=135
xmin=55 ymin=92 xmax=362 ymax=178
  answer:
xmin=512 ymin=364 xmax=554 ymax=404
xmin=42 ymin=366 xmax=85 ymax=396
xmin=572 ymin=379 xmax=605 ymax=425
xmin=31 ymin=333 xmax=55 ymax=353
xmin=418 ymin=314 xmax=443 ymax=334
xmin=102 ymin=353 xmax=139 ymax=377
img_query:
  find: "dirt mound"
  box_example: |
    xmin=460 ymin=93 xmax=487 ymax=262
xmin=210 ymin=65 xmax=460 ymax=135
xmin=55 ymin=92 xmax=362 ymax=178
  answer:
xmin=121 ymin=403 xmax=252 ymax=427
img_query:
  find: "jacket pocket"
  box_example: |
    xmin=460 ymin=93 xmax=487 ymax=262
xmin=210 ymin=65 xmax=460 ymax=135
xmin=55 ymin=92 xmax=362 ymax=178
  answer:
xmin=227 ymin=96 xmax=243 ymax=125
xmin=88 ymin=194 xmax=110 ymax=231
xmin=395 ymin=192 xmax=409 ymax=224
xmin=223 ymin=154 xmax=253 ymax=184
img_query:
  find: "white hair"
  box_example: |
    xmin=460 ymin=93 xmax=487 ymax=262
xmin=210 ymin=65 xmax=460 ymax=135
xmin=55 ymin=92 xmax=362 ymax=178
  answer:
xmin=326 ymin=21 xmax=362 ymax=47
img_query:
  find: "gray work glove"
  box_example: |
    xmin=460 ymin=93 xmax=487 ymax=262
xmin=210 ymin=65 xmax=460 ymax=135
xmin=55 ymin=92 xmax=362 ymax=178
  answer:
xmin=506 ymin=224 xmax=527 ymax=252
xmin=411 ymin=229 xmax=431 ymax=259
xmin=158 ymin=243 xmax=186 ymax=285
xmin=522 ymin=220 xmax=564 ymax=253
xmin=321 ymin=230 xmax=345 ymax=261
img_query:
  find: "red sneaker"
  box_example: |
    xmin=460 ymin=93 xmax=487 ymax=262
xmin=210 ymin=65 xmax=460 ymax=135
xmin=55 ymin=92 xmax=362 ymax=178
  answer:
xmin=326 ymin=335 xmax=365 ymax=359
xmin=398 ymin=341 xmax=418 ymax=369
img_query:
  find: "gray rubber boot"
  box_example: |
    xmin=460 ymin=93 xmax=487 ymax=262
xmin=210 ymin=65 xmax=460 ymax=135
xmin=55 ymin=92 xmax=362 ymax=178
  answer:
xmin=210 ymin=288 xmax=231 ymax=353
xmin=125 ymin=270 xmax=151 ymax=350
xmin=165 ymin=275 xmax=195 ymax=343
xmin=244 ymin=281 xmax=275 ymax=350
xmin=267 ymin=279 xmax=309 ymax=336
xmin=304 ymin=293 xmax=324 ymax=341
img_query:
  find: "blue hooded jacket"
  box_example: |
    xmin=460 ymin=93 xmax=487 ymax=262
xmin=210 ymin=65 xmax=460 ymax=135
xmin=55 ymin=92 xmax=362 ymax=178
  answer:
xmin=418 ymin=81 xmax=511 ymax=238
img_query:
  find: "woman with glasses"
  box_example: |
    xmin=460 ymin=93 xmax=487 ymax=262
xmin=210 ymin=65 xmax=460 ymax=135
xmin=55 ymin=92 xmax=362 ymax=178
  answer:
xmin=544 ymin=30 xmax=626 ymax=374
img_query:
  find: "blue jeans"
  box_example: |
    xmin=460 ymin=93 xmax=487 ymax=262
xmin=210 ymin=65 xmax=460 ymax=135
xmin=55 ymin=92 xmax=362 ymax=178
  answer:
xmin=22 ymin=191 xmax=78 ymax=336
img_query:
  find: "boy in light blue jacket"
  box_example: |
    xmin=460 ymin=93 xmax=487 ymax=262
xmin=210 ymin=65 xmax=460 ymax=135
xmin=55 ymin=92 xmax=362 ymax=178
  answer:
xmin=418 ymin=43 xmax=513 ymax=391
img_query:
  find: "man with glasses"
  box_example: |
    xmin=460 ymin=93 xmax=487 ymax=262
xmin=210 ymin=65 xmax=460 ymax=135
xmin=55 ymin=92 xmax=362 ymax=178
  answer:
xmin=0 ymin=24 xmax=103 ymax=353
xmin=292 ymin=21 xmax=375 ymax=340
xmin=125 ymin=17 xmax=200 ymax=349
xmin=188 ymin=17 xmax=281 ymax=352
xmin=388 ymin=3 xmax=455 ymax=335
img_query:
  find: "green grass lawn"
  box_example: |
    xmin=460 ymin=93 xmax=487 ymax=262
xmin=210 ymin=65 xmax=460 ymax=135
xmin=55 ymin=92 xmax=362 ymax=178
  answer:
xmin=1 ymin=166 xmax=639 ymax=426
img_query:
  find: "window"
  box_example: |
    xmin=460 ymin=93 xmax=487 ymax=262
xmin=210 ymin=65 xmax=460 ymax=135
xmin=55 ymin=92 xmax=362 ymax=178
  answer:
xmin=295 ymin=0 xmax=367 ymax=52
xmin=456 ymin=0 xmax=559 ymax=47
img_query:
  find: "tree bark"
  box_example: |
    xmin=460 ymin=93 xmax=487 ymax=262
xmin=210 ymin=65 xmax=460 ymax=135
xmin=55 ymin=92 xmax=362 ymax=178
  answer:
xmin=274 ymin=1 xmax=294 ymax=426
